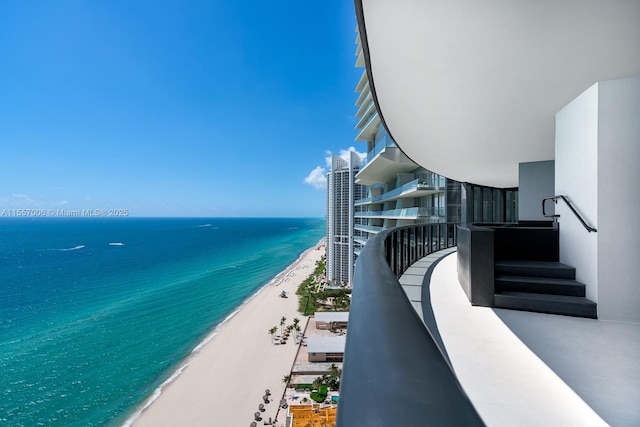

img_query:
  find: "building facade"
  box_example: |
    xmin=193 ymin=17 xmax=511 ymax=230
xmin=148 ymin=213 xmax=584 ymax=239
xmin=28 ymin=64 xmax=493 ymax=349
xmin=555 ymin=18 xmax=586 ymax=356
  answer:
xmin=338 ymin=2 xmax=640 ymax=426
xmin=353 ymin=28 xmax=463 ymax=248
xmin=326 ymin=152 xmax=367 ymax=287
xmin=353 ymin=0 xmax=640 ymax=323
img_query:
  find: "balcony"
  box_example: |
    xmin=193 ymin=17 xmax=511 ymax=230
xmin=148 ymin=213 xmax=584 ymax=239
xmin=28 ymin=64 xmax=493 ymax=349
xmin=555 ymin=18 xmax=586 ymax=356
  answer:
xmin=354 ymin=69 xmax=368 ymax=93
xmin=354 ymin=103 xmax=377 ymax=130
xmin=354 ymin=206 xmax=445 ymax=220
xmin=353 ymin=224 xmax=385 ymax=234
xmin=353 ymin=236 xmax=368 ymax=246
xmin=361 ymin=129 xmax=394 ymax=166
xmin=337 ymin=223 xmax=482 ymax=426
xmin=354 ymin=111 xmax=380 ymax=142
xmin=355 ymin=177 xmax=446 ymax=206
xmin=356 ymin=146 xmax=417 ymax=185
xmin=356 ymin=97 xmax=375 ymax=120
xmin=338 ymin=223 xmax=640 ymax=426
xmin=354 ymin=80 xmax=370 ymax=107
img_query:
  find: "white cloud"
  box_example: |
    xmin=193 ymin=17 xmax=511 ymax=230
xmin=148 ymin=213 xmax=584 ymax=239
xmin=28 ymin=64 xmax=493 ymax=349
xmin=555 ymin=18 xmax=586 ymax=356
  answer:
xmin=339 ymin=146 xmax=366 ymax=161
xmin=305 ymin=146 xmax=367 ymax=191
xmin=304 ymin=166 xmax=327 ymax=190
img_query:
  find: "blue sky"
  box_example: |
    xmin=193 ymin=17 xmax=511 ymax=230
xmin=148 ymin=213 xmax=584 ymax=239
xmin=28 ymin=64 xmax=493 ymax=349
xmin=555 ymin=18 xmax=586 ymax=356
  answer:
xmin=0 ymin=1 xmax=364 ymax=217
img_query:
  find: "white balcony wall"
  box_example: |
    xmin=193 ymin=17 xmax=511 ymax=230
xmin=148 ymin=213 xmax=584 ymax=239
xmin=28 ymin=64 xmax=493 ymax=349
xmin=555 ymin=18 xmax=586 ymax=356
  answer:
xmin=556 ymin=76 xmax=640 ymax=323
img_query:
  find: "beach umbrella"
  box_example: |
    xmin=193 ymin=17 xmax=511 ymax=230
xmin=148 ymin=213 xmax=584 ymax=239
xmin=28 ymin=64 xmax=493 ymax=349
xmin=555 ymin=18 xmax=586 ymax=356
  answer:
xmin=259 ymin=403 xmax=264 ymax=411
xmin=250 ymin=423 xmax=257 ymax=427
xmin=254 ymin=411 xmax=260 ymax=420
xmin=265 ymin=388 xmax=271 ymax=395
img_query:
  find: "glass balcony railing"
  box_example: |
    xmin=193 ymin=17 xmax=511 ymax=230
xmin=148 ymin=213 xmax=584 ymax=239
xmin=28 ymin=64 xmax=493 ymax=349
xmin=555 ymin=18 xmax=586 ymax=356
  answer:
xmin=355 ymin=99 xmax=375 ymax=127
xmin=354 ymin=196 xmax=375 ymax=206
xmin=353 ymin=236 xmax=368 ymax=246
xmin=355 ymin=208 xmax=420 ymax=218
xmin=353 ymin=224 xmax=385 ymax=234
xmin=355 ymin=206 xmax=446 ymax=219
xmin=355 ymin=177 xmax=446 ymax=206
xmin=355 ymin=111 xmax=380 ymax=141
xmin=361 ymin=129 xmax=395 ymax=167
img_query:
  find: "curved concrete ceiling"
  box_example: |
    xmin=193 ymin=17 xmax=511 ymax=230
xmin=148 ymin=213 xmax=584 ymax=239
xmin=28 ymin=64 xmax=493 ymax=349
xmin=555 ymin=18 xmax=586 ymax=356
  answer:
xmin=357 ymin=0 xmax=640 ymax=188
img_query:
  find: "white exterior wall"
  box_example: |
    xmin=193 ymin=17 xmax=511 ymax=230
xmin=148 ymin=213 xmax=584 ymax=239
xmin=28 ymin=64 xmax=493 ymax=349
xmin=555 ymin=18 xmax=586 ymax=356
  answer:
xmin=556 ymin=83 xmax=600 ymax=304
xmin=597 ymin=77 xmax=640 ymax=323
xmin=555 ymin=77 xmax=640 ymax=322
xmin=518 ymin=160 xmax=555 ymax=221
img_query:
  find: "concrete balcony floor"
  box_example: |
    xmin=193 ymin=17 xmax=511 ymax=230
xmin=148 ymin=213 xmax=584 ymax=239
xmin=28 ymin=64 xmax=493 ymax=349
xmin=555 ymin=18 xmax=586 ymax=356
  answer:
xmin=399 ymin=250 xmax=640 ymax=427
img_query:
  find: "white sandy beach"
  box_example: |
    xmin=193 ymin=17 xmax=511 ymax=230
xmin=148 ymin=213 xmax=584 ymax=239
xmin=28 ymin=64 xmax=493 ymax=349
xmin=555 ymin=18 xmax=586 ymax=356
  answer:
xmin=128 ymin=242 xmax=325 ymax=427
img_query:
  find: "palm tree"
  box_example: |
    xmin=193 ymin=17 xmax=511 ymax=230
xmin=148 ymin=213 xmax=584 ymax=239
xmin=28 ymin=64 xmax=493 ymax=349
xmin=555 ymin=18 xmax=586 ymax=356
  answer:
xmin=282 ymin=374 xmax=291 ymax=386
xmin=293 ymin=324 xmax=302 ymax=343
xmin=312 ymin=375 xmax=326 ymax=391
xmin=329 ymin=363 xmax=339 ymax=375
xmin=328 ymin=363 xmax=341 ymax=390
xmin=280 ymin=316 xmax=286 ymax=335
xmin=268 ymin=326 xmax=278 ymax=343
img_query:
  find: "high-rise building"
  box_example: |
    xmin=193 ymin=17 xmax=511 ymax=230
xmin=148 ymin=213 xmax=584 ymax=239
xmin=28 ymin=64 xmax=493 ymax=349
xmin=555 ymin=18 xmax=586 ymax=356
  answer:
xmin=338 ymin=2 xmax=640 ymax=425
xmin=326 ymin=152 xmax=366 ymax=287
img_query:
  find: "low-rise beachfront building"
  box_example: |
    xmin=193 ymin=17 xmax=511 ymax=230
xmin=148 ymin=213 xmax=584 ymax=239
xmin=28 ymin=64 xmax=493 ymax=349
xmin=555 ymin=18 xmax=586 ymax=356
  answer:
xmin=314 ymin=311 xmax=349 ymax=330
xmin=307 ymin=336 xmax=346 ymax=363
xmin=338 ymin=1 xmax=640 ymax=427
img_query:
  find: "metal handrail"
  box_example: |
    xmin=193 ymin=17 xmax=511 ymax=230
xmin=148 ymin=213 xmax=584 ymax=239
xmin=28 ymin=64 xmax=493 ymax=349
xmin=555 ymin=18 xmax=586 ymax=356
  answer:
xmin=337 ymin=223 xmax=482 ymax=426
xmin=542 ymin=195 xmax=597 ymax=233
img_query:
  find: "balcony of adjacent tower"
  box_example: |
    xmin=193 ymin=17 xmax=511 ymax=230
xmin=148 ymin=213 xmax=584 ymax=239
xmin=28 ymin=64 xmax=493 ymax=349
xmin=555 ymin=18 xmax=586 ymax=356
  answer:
xmin=354 ymin=207 xmax=445 ymax=220
xmin=353 ymin=224 xmax=385 ymax=234
xmin=354 ymin=110 xmax=380 ymax=143
xmin=355 ymin=177 xmax=446 ymax=207
xmin=355 ymin=140 xmax=416 ymax=186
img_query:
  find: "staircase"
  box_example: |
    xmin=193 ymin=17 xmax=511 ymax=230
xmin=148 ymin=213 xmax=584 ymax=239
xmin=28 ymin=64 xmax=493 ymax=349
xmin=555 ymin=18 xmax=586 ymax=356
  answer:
xmin=494 ymin=260 xmax=597 ymax=318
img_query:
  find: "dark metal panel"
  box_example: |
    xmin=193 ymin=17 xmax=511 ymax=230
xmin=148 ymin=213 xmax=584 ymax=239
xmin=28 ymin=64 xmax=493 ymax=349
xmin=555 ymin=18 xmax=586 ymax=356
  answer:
xmin=337 ymin=228 xmax=483 ymax=427
xmin=457 ymin=225 xmax=495 ymax=307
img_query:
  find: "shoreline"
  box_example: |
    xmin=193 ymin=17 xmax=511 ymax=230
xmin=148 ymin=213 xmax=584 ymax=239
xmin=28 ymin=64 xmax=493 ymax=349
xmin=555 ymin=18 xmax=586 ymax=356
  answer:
xmin=124 ymin=240 xmax=325 ymax=426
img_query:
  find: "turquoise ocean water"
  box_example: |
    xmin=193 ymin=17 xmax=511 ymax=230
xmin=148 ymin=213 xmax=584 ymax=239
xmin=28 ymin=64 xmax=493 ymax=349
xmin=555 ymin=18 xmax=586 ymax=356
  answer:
xmin=0 ymin=217 xmax=325 ymax=426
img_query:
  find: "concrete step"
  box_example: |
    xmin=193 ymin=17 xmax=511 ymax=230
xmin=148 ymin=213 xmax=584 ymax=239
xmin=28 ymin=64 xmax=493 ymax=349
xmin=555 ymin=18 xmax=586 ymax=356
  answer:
xmin=495 ymin=260 xmax=575 ymax=280
xmin=494 ymin=291 xmax=597 ymax=319
xmin=495 ymin=275 xmax=586 ymax=297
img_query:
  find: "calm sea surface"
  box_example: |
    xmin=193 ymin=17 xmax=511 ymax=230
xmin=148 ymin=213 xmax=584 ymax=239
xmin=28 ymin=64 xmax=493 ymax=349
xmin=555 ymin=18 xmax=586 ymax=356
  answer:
xmin=0 ymin=217 xmax=325 ymax=426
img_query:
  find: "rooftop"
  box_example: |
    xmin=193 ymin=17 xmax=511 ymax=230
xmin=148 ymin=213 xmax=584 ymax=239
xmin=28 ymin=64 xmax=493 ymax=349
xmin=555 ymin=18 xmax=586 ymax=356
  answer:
xmin=314 ymin=312 xmax=349 ymax=323
xmin=307 ymin=336 xmax=347 ymax=354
